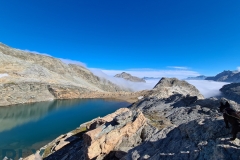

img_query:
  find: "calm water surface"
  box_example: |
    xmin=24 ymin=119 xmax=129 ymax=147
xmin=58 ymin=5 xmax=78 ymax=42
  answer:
xmin=0 ymin=99 xmax=130 ymax=159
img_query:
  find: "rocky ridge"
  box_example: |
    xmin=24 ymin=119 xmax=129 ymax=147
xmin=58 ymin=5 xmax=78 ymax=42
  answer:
xmin=24 ymin=77 xmax=240 ymax=160
xmin=114 ymin=72 xmax=146 ymax=83
xmin=149 ymin=77 xmax=204 ymax=99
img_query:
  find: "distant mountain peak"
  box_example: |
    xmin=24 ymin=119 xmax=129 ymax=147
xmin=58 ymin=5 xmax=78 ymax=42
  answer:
xmin=205 ymin=70 xmax=240 ymax=82
xmin=114 ymin=72 xmax=146 ymax=83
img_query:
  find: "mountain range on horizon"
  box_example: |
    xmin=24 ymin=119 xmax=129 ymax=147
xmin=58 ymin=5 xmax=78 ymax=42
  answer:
xmin=206 ymin=70 xmax=240 ymax=82
xmin=184 ymin=70 xmax=240 ymax=83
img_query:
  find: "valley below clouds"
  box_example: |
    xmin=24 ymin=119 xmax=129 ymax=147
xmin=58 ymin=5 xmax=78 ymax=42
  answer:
xmin=94 ymin=68 xmax=228 ymax=98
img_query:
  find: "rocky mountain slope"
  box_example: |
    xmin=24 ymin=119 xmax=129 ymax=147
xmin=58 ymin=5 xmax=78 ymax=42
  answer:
xmin=114 ymin=72 xmax=146 ymax=83
xmin=0 ymin=43 xmax=134 ymax=106
xmin=206 ymin=70 xmax=240 ymax=82
xmin=220 ymin=83 xmax=240 ymax=104
xmin=23 ymin=78 xmax=240 ymax=160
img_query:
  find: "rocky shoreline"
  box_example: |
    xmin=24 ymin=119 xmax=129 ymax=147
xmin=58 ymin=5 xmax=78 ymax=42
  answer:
xmin=0 ymin=81 xmax=150 ymax=107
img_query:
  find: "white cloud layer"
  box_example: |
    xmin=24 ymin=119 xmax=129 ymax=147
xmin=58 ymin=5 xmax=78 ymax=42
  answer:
xmin=90 ymin=68 xmax=205 ymax=92
xmin=140 ymin=79 xmax=228 ymax=98
xmin=90 ymin=68 xmax=154 ymax=91
xmin=186 ymin=80 xmax=229 ymax=98
xmin=238 ymin=67 xmax=240 ymax=71
xmin=91 ymin=69 xmax=229 ymax=98
xmin=89 ymin=70 xmax=228 ymax=98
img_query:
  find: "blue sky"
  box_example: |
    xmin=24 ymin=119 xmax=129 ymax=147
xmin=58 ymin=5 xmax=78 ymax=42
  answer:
xmin=0 ymin=0 xmax=240 ymax=77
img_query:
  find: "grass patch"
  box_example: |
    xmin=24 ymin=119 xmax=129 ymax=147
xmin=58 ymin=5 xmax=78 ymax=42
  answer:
xmin=42 ymin=144 xmax=54 ymax=158
xmin=145 ymin=112 xmax=172 ymax=130
xmin=71 ymin=126 xmax=87 ymax=138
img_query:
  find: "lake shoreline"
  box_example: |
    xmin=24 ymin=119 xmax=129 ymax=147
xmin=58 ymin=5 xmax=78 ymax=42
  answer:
xmin=0 ymin=99 xmax=130 ymax=159
xmin=0 ymin=90 xmax=148 ymax=107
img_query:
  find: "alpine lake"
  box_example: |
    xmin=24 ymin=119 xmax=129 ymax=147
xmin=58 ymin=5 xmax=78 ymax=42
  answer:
xmin=0 ymin=99 xmax=130 ymax=159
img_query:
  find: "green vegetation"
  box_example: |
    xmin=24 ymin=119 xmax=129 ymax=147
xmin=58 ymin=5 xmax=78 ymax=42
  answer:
xmin=71 ymin=126 xmax=87 ymax=136
xmin=145 ymin=112 xmax=172 ymax=130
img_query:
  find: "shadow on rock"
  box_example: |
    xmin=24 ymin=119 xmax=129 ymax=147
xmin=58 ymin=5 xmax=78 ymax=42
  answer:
xmin=124 ymin=118 xmax=240 ymax=160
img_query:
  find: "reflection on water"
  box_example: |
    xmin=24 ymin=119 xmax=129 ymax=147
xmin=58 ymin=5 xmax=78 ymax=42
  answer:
xmin=0 ymin=99 xmax=130 ymax=159
xmin=0 ymin=100 xmax=91 ymax=132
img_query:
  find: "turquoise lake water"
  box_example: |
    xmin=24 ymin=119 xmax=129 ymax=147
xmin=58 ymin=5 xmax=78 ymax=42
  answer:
xmin=0 ymin=99 xmax=130 ymax=159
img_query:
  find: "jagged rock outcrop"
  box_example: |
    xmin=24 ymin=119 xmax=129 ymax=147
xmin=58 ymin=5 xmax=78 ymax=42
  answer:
xmin=0 ymin=43 xmax=134 ymax=106
xmin=206 ymin=70 xmax=240 ymax=82
xmin=24 ymin=108 xmax=146 ymax=160
xmin=220 ymin=83 xmax=240 ymax=104
xmin=114 ymin=72 xmax=146 ymax=83
xmin=148 ymin=77 xmax=204 ymax=99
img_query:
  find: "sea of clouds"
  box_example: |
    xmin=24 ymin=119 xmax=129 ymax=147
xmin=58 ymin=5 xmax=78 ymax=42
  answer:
xmin=91 ymin=68 xmax=228 ymax=98
xmin=186 ymin=80 xmax=229 ymax=98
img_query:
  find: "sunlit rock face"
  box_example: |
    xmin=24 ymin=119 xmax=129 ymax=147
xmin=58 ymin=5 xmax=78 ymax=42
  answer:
xmin=0 ymin=42 xmax=132 ymax=106
xmin=23 ymin=108 xmax=146 ymax=160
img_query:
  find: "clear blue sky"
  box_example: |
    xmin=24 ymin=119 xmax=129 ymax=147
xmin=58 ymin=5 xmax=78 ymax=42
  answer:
xmin=0 ymin=0 xmax=240 ymax=76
